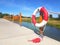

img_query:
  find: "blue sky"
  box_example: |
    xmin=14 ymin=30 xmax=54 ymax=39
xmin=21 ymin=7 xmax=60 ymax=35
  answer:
xmin=0 ymin=0 xmax=60 ymax=18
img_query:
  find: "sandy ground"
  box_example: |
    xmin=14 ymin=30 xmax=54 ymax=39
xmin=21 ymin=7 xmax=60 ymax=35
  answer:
xmin=0 ymin=18 xmax=60 ymax=45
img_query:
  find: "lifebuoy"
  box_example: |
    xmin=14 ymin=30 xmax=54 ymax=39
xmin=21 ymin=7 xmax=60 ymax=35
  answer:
xmin=32 ymin=7 xmax=48 ymax=27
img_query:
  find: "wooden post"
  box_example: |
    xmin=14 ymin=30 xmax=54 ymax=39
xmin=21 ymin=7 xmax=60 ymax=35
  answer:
xmin=39 ymin=15 xmax=43 ymax=23
xmin=19 ymin=13 xmax=22 ymax=25
xmin=12 ymin=15 xmax=14 ymax=22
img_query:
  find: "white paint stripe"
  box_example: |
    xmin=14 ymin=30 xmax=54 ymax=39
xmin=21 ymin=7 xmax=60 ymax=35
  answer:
xmin=33 ymin=7 xmax=42 ymax=15
xmin=35 ymin=20 xmax=47 ymax=27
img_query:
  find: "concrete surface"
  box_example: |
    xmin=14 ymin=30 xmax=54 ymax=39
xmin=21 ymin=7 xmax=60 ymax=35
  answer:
xmin=0 ymin=18 xmax=60 ymax=45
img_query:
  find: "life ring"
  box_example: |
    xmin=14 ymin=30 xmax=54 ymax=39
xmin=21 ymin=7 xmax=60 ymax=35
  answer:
xmin=32 ymin=7 xmax=48 ymax=27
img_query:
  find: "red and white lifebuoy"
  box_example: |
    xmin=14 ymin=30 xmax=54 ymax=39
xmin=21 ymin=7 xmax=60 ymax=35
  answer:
xmin=32 ymin=7 xmax=48 ymax=27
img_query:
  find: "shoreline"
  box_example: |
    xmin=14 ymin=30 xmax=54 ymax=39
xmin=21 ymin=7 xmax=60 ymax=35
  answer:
xmin=3 ymin=17 xmax=60 ymax=29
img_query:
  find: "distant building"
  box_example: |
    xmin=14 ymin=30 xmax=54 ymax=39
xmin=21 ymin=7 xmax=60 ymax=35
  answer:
xmin=49 ymin=14 xmax=52 ymax=18
xmin=58 ymin=14 xmax=60 ymax=19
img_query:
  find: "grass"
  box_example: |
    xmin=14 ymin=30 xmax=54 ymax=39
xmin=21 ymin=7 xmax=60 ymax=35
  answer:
xmin=47 ymin=18 xmax=60 ymax=29
xmin=22 ymin=18 xmax=31 ymax=23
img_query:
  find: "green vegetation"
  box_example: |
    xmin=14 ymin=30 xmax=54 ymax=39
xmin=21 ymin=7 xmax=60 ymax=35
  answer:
xmin=47 ymin=18 xmax=60 ymax=29
xmin=0 ymin=12 xmax=60 ymax=29
xmin=22 ymin=17 xmax=31 ymax=23
xmin=0 ymin=12 xmax=10 ymax=18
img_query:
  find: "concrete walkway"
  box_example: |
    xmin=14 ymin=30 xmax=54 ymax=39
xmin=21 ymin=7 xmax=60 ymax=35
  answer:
xmin=0 ymin=18 xmax=60 ymax=45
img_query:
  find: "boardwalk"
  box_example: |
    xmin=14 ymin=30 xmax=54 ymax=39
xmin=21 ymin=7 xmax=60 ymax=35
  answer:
xmin=0 ymin=18 xmax=60 ymax=45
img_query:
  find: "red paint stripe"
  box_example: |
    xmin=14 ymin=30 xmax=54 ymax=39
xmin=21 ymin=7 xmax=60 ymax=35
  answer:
xmin=40 ymin=7 xmax=48 ymax=21
xmin=32 ymin=15 xmax=36 ymax=25
xmin=28 ymin=37 xmax=42 ymax=43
